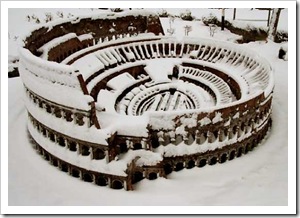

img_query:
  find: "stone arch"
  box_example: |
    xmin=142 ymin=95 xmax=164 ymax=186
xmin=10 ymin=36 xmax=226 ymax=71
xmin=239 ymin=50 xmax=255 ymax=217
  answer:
xmin=240 ymin=122 xmax=245 ymax=132
xmin=46 ymin=104 xmax=52 ymax=114
xmin=229 ymin=150 xmax=236 ymax=160
xmin=49 ymin=131 xmax=55 ymax=142
xmin=133 ymin=142 xmax=142 ymax=150
xmin=41 ymin=127 xmax=47 ymax=137
xmin=175 ymin=135 xmax=183 ymax=145
xmin=54 ymin=107 xmax=62 ymax=118
xmin=64 ymin=110 xmax=73 ymax=122
xmin=219 ymin=153 xmax=227 ymax=163
xmin=44 ymin=152 xmax=50 ymax=161
xmin=247 ymin=142 xmax=253 ymax=152
xmin=96 ymin=176 xmax=107 ymax=186
xmin=52 ymin=158 xmax=58 ymax=167
xmin=81 ymin=145 xmax=90 ymax=156
xmin=198 ymin=159 xmax=207 ymax=167
xmin=119 ymin=142 xmax=128 ymax=153
xmin=111 ymin=180 xmax=124 ymax=189
xmin=237 ymin=147 xmax=243 ymax=157
xmin=213 ymin=130 xmax=218 ymax=140
xmin=186 ymin=133 xmax=195 ymax=145
xmin=244 ymin=143 xmax=250 ymax=154
xmin=209 ymin=156 xmax=217 ymax=165
xmin=232 ymin=125 xmax=238 ymax=135
xmin=75 ymin=113 xmax=84 ymax=126
xmin=61 ymin=163 xmax=69 ymax=172
xmin=199 ymin=132 xmax=207 ymax=144
xmin=58 ymin=136 xmax=65 ymax=147
xmin=71 ymin=168 xmax=80 ymax=178
xmin=132 ymin=171 xmax=144 ymax=184
xmin=148 ymin=172 xmax=157 ymax=180
xmin=175 ymin=162 xmax=184 ymax=171
xmin=69 ymin=141 xmax=77 ymax=152
xmin=208 ymin=131 xmax=217 ymax=143
xmin=164 ymin=163 xmax=173 ymax=175
xmin=83 ymin=173 xmax=93 ymax=183
xmin=38 ymin=100 xmax=44 ymax=108
xmin=93 ymin=148 xmax=105 ymax=160
xmin=186 ymin=160 xmax=195 ymax=169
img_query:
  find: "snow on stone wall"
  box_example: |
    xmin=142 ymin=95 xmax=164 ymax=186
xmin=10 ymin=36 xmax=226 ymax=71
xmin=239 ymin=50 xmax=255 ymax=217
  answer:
xmin=19 ymin=48 xmax=92 ymax=110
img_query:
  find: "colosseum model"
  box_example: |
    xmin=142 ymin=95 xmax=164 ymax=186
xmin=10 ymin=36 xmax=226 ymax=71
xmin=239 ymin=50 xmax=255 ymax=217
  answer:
xmin=19 ymin=10 xmax=274 ymax=190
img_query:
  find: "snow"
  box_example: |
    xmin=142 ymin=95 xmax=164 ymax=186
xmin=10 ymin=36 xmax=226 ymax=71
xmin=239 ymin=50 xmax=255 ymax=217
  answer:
xmin=144 ymin=58 xmax=180 ymax=83
xmin=24 ymin=94 xmax=109 ymax=145
xmin=97 ymin=111 xmax=149 ymax=137
xmin=106 ymin=72 xmax=135 ymax=90
xmin=212 ymin=112 xmax=223 ymax=124
xmin=72 ymin=54 xmax=105 ymax=80
xmin=38 ymin=33 xmax=77 ymax=59
xmin=4 ymin=5 xmax=294 ymax=214
xmin=19 ymin=60 xmax=92 ymax=111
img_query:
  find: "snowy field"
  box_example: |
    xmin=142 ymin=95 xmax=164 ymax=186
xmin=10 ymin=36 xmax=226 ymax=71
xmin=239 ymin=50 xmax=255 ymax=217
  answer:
xmin=2 ymin=3 xmax=296 ymax=215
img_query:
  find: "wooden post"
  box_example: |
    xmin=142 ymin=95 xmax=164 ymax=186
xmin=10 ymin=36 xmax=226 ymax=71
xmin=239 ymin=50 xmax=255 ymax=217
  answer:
xmin=221 ymin=8 xmax=225 ymax=31
xmin=233 ymin=8 xmax=236 ymax=20
xmin=267 ymin=9 xmax=271 ymax=26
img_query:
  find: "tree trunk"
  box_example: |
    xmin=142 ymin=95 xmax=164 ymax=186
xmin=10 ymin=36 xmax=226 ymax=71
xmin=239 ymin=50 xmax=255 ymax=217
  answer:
xmin=268 ymin=8 xmax=282 ymax=41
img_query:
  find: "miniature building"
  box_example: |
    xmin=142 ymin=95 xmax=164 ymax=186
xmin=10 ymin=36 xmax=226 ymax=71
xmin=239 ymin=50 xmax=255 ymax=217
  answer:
xmin=19 ymin=10 xmax=274 ymax=190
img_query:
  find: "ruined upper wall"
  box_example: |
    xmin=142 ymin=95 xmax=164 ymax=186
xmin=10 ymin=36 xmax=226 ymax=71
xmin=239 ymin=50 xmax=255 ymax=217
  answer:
xmin=23 ymin=11 xmax=164 ymax=56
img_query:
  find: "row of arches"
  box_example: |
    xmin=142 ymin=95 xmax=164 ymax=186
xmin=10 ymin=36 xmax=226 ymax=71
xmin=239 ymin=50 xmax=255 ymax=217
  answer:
xmin=28 ymin=113 xmax=106 ymax=160
xmin=131 ymin=170 xmax=159 ymax=184
xmin=25 ymin=87 xmax=89 ymax=127
xmin=27 ymin=116 xmax=271 ymax=190
xmin=31 ymin=137 xmax=127 ymax=190
xmin=162 ymin=119 xmax=272 ymax=175
xmin=151 ymin=108 xmax=271 ymax=149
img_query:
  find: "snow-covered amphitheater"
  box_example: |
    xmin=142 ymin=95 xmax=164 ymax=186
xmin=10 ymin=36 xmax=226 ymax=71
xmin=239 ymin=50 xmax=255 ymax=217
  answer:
xmin=19 ymin=10 xmax=274 ymax=190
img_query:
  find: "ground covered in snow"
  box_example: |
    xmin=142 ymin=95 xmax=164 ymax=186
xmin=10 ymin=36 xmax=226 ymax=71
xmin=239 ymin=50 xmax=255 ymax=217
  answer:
xmin=4 ymin=6 xmax=294 ymax=214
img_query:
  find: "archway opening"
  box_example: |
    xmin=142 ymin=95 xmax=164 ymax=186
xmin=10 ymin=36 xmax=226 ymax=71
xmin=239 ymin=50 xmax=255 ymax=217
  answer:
xmin=81 ymin=145 xmax=90 ymax=156
xmin=244 ymin=144 xmax=249 ymax=154
xmin=97 ymin=176 xmax=107 ymax=186
xmin=175 ymin=162 xmax=184 ymax=171
xmin=229 ymin=150 xmax=236 ymax=160
xmin=61 ymin=163 xmax=68 ymax=172
xmin=133 ymin=143 xmax=142 ymax=150
xmin=52 ymin=158 xmax=58 ymax=167
xmin=220 ymin=153 xmax=227 ymax=163
xmin=198 ymin=159 xmax=207 ymax=168
xmin=69 ymin=141 xmax=77 ymax=152
xmin=58 ymin=137 xmax=65 ymax=147
xmin=237 ymin=147 xmax=243 ymax=157
xmin=112 ymin=180 xmax=123 ymax=189
xmin=209 ymin=157 xmax=217 ymax=165
xmin=44 ymin=152 xmax=50 ymax=161
xmin=148 ymin=172 xmax=157 ymax=180
xmin=248 ymin=143 xmax=253 ymax=151
xmin=186 ymin=160 xmax=195 ymax=169
xmin=132 ymin=171 xmax=144 ymax=184
xmin=71 ymin=169 xmax=80 ymax=178
xmin=151 ymin=138 xmax=159 ymax=148
xmin=119 ymin=143 xmax=128 ymax=153
xmin=49 ymin=132 xmax=55 ymax=142
xmin=93 ymin=149 xmax=105 ymax=160
xmin=83 ymin=173 xmax=93 ymax=182
xmin=164 ymin=164 xmax=173 ymax=175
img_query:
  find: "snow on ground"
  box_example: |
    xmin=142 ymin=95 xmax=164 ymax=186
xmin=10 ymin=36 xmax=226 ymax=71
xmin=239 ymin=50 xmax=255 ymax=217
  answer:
xmin=6 ymin=8 xmax=289 ymax=208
